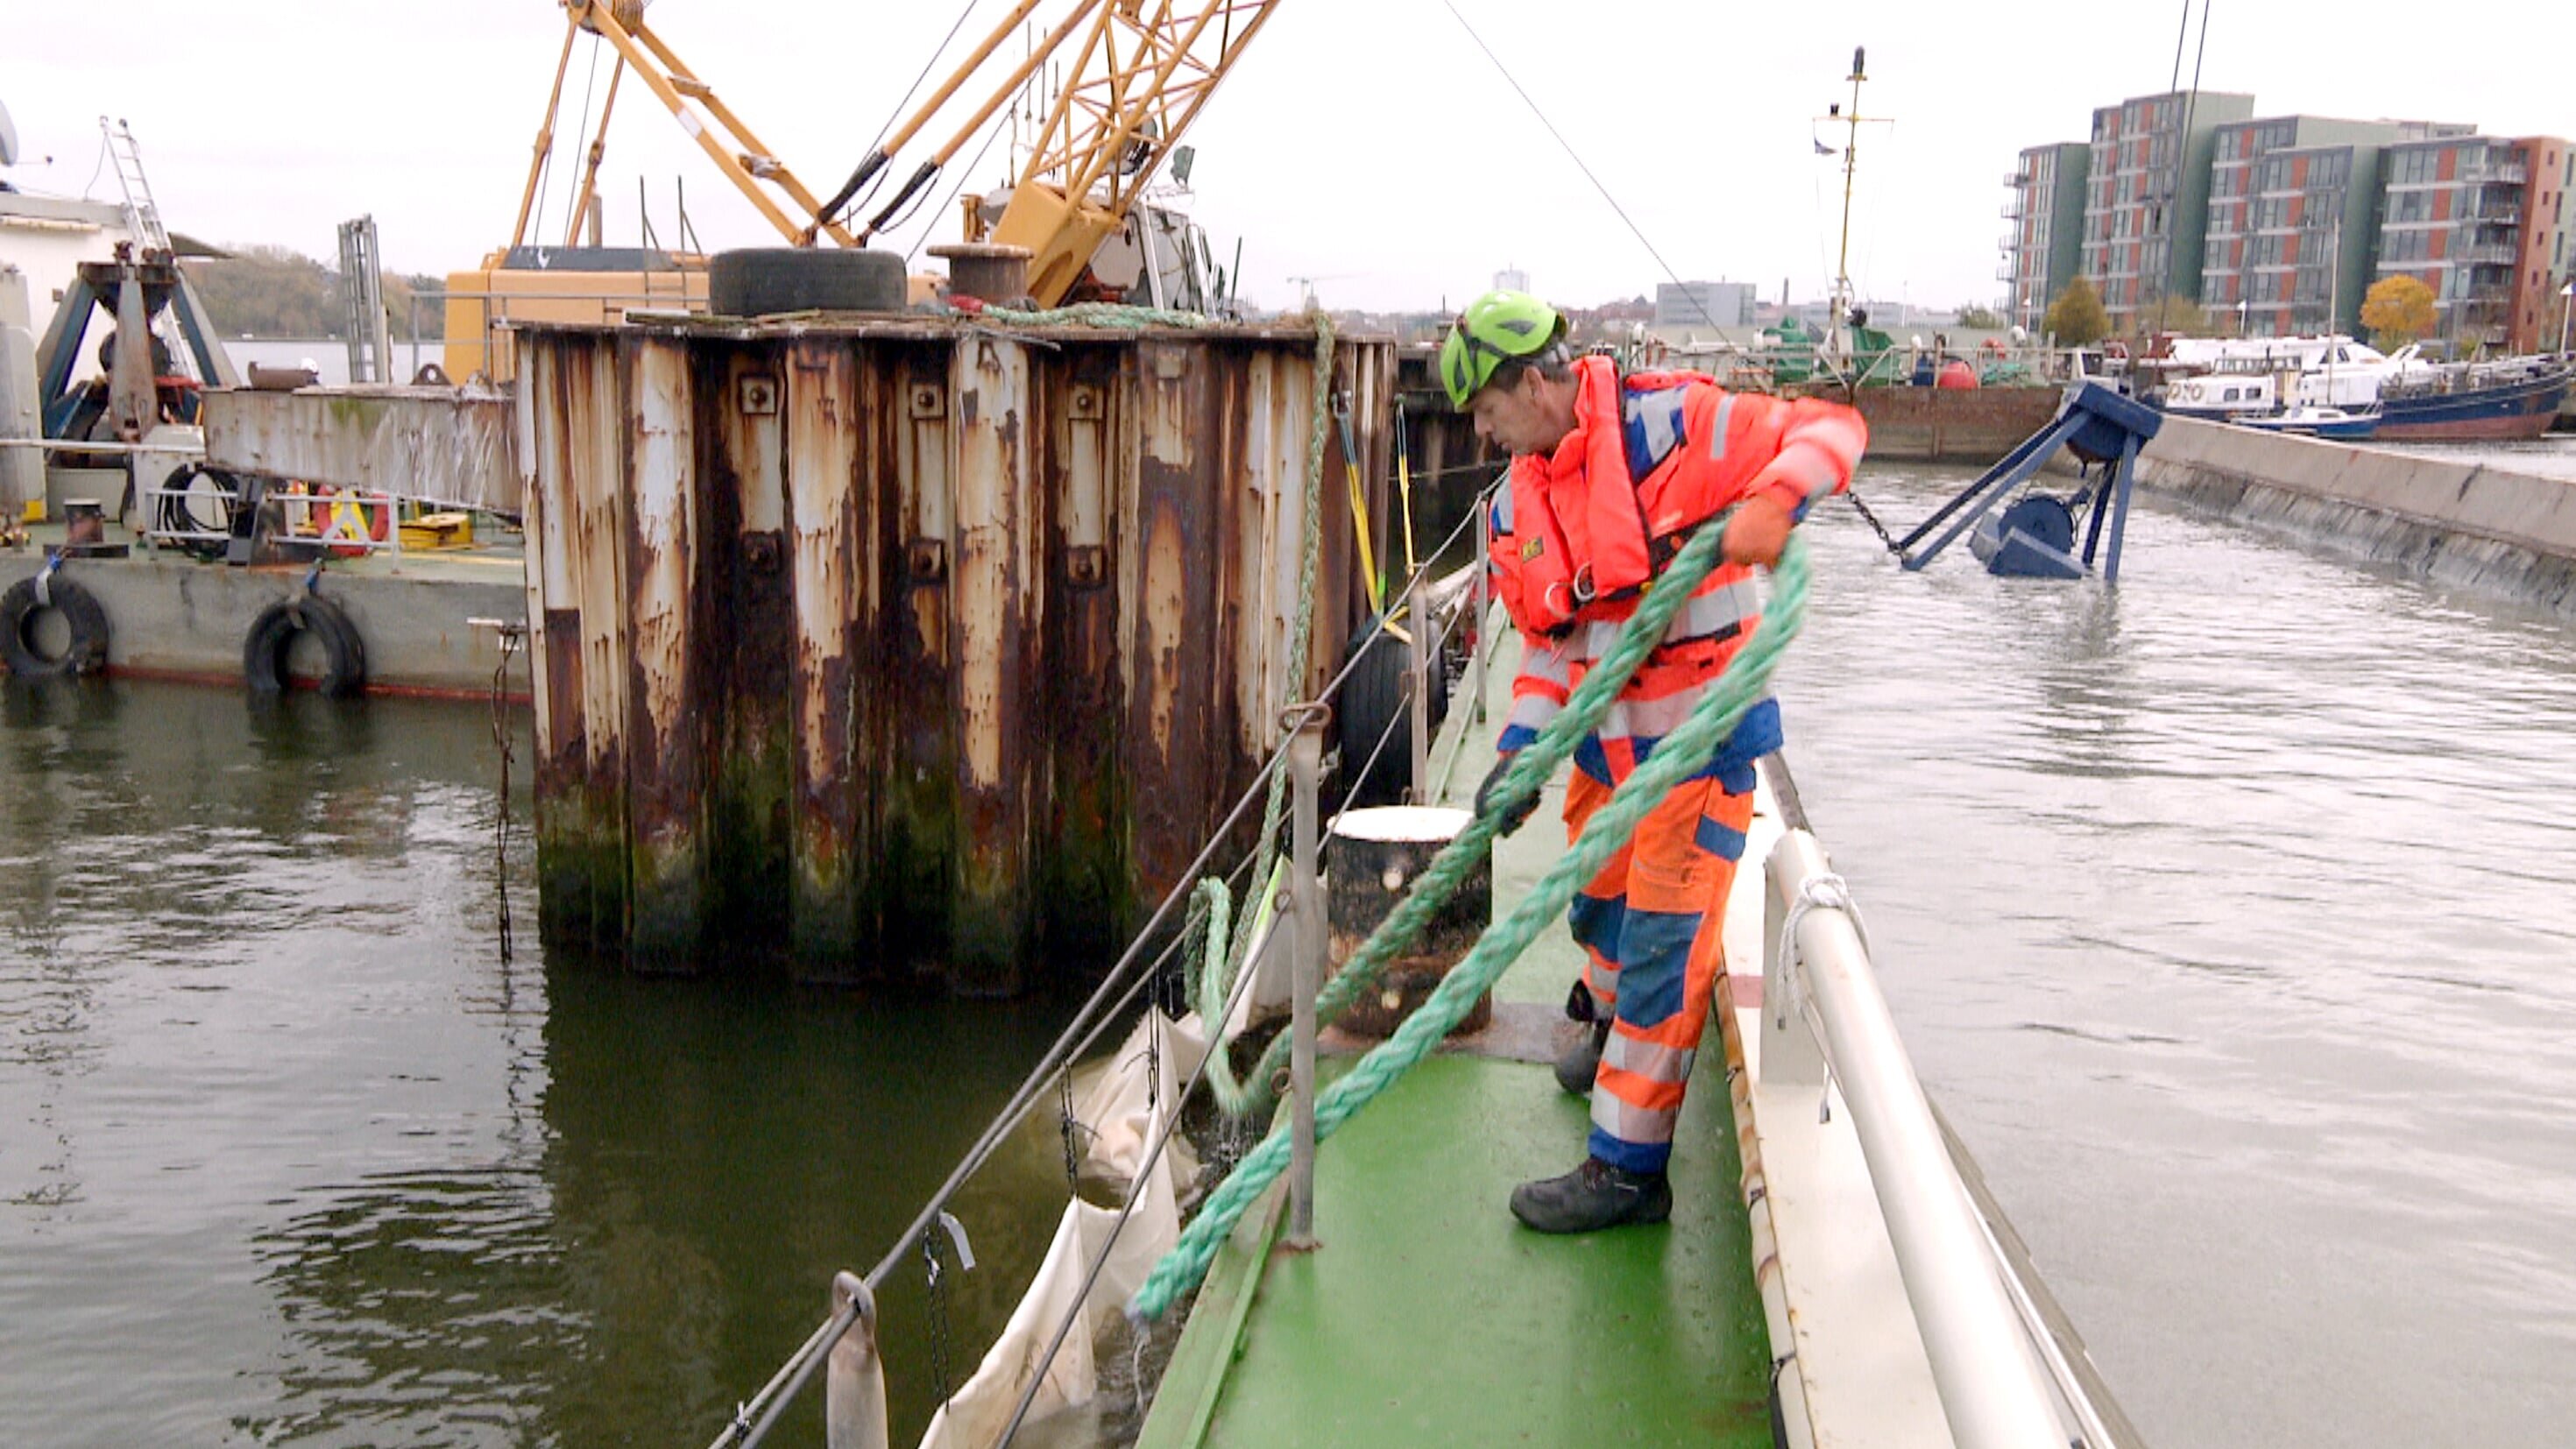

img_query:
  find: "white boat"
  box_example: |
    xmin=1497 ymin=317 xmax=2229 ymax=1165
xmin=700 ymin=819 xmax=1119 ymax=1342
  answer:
xmin=2231 ymin=404 xmax=2381 ymax=440
xmin=2160 ymin=335 xmax=2436 ymax=419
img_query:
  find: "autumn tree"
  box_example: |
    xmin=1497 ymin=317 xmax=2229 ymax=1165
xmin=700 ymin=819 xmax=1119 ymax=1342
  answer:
xmin=2042 ymin=277 xmax=2110 ymax=348
xmin=1955 ymin=305 xmax=2006 ymax=329
xmin=2361 ymin=275 xmax=2438 ymax=349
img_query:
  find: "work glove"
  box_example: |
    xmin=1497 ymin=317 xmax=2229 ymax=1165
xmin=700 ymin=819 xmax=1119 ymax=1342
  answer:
xmin=1475 ymin=751 xmax=1541 ymax=836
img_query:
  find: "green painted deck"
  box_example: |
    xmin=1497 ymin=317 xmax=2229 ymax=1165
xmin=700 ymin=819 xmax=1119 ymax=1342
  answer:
xmin=1138 ymin=634 xmax=1775 ymax=1449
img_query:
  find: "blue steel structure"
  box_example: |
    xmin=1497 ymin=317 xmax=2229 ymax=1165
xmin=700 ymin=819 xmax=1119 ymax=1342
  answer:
xmin=1893 ymin=381 xmax=2164 ymax=583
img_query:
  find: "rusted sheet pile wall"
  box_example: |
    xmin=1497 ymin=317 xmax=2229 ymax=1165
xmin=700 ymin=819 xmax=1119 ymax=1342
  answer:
xmin=518 ymin=319 xmax=1391 ymax=991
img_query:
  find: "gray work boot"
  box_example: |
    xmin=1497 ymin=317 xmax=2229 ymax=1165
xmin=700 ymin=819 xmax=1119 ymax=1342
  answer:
xmin=1554 ymin=1018 xmax=1611 ymax=1096
xmin=1509 ymin=1156 xmax=1673 ymax=1233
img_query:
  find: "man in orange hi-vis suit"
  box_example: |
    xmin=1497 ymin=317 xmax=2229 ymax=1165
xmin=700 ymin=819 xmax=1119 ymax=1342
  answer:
xmin=1439 ymin=289 xmax=1866 ymax=1233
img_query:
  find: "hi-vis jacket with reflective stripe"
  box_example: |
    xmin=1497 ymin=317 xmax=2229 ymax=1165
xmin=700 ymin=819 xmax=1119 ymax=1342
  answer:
xmin=1489 ymin=355 xmax=1866 ymax=785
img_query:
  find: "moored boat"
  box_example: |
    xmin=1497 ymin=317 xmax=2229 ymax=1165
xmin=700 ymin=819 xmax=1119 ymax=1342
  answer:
xmin=2233 ymin=405 xmax=2381 ymax=441
xmin=2374 ymin=358 xmax=2572 ymax=442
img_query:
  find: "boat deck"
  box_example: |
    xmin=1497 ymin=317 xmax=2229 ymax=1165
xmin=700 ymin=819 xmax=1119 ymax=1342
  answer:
xmin=0 ymin=511 xmax=527 ymax=697
xmin=1138 ymin=642 xmax=1775 ymax=1449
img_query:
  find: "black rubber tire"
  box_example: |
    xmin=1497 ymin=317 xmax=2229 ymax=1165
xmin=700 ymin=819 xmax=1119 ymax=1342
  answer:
xmin=708 ymin=248 xmax=909 ymax=316
xmin=1336 ymin=627 xmax=1416 ymax=809
xmin=243 ymin=594 xmax=367 ymax=699
xmin=0 ymin=576 xmax=111 ymax=678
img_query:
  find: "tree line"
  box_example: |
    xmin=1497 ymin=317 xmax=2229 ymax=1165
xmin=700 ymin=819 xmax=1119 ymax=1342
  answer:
xmin=184 ymin=244 xmax=447 ymax=341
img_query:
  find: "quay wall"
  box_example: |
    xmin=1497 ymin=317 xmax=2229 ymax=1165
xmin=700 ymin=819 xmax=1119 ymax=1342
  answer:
xmin=2135 ymin=413 xmax=2576 ymax=613
xmin=0 ymin=550 xmax=522 ymax=696
xmin=515 ymin=316 xmax=1393 ymax=992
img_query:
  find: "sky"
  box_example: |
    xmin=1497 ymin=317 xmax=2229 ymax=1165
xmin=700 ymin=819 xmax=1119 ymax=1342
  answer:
xmin=4 ymin=0 xmax=2572 ymax=316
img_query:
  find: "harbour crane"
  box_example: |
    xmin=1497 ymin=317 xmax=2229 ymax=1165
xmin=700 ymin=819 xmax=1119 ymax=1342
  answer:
xmin=465 ymin=0 xmax=1279 ymax=368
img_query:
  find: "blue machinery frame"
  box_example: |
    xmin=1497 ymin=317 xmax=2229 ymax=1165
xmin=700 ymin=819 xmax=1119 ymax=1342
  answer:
xmin=1892 ymin=381 xmax=2164 ymax=583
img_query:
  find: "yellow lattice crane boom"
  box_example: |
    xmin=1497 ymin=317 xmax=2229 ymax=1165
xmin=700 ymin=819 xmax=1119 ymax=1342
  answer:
xmin=986 ymin=0 xmax=1281 ymax=303
xmin=512 ymin=0 xmax=857 ymax=250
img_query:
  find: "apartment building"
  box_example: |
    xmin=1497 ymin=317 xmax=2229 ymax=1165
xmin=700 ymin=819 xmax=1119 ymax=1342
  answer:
xmin=2000 ymin=142 xmax=2089 ymax=333
xmin=2014 ymin=90 xmax=2573 ymax=352
xmin=2078 ymin=89 xmax=2256 ymax=330
xmin=2374 ymin=132 xmax=2573 ymax=352
xmin=2200 ymin=117 xmax=2424 ymax=337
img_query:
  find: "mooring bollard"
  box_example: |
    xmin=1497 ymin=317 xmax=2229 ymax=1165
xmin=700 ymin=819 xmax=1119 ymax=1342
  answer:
xmin=1286 ymin=711 xmax=1324 ymax=1248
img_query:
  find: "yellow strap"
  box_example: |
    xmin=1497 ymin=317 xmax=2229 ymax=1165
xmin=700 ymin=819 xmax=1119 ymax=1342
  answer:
xmin=1395 ymin=406 xmax=1419 ymax=576
xmin=1344 ymin=450 xmax=1381 ymax=614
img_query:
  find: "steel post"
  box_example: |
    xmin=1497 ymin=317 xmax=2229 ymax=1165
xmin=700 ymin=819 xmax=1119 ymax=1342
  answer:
xmin=1470 ymin=505 xmax=1490 ymax=724
xmin=1406 ymin=583 xmax=1431 ymax=803
xmin=1285 ymin=715 xmax=1324 ymax=1248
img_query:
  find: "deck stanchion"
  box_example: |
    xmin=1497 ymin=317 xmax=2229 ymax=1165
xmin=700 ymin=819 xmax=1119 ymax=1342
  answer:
xmin=1406 ymin=583 xmax=1432 ymax=802
xmin=1286 ymin=711 xmax=1324 ymax=1248
xmin=1470 ymin=507 xmax=1490 ymax=724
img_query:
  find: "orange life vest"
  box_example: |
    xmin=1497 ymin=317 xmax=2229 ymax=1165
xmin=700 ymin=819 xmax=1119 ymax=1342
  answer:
xmin=1487 ymin=356 xmax=1794 ymax=639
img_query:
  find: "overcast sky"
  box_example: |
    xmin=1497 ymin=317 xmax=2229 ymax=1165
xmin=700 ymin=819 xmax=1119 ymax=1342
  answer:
xmin=5 ymin=1 xmax=2571 ymax=315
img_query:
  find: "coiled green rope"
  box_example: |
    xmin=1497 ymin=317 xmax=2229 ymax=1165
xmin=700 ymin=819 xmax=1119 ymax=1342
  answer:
xmin=1129 ymin=524 xmax=1810 ymax=1321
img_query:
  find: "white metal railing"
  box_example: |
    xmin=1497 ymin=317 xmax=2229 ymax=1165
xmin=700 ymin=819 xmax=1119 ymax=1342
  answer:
xmin=1760 ymin=827 xmax=2078 ymax=1449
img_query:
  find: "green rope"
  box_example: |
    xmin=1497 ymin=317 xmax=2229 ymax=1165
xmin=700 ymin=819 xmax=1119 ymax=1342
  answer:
xmin=1130 ymin=526 xmax=1810 ymax=1322
xmin=971 ymin=301 xmax=1216 ymax=330
xmin=1231 ymin=501 xmax=1746 ymax=1113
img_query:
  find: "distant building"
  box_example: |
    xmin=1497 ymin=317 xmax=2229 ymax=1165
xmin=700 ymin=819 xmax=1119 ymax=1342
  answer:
xmin=1493 ymin=267 xmax=1529 ymax=293
xmin=2201 ymin=117 xmax=2413 ymax=337
xmin=2001 ymin=142 xmax=2090 ymax=332
xmin=2078 ymin=90 xmax=2257 ymax=330
xmin=2374 ymin=133 xmax=2573 ymax=352
xmin=1653 ymin=280 xmax=1755 ymax=330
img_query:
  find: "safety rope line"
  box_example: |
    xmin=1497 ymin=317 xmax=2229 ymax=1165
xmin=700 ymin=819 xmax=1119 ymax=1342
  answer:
xmin=1131 ymin=526 xmax=1811 ymax=1321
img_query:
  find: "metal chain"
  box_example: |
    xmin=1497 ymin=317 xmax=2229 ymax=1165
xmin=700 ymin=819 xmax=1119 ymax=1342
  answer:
xmin=923 ymin=1229 xmax=952 ymax=1407
xmin=488 ymin=626 xmax=525 ymax=961
xmin=1058 ymin=1068 xmax=1082 ymax=1193
xmin=1846 ymin=489 xmax=1903 ymax=555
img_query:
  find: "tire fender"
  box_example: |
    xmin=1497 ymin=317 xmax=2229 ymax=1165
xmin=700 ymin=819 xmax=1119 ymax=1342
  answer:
xmin=0 ymin=573 xmax=111 ymax=678
xmin=242 ymin=592 xmax=368 ymax=698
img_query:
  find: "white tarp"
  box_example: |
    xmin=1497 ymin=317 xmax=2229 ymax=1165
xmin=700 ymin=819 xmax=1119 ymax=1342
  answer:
xmin=916 ymin=1011 xmax=1207 ymax=1449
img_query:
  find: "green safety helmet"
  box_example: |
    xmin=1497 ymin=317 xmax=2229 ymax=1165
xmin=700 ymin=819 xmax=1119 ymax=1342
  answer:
xmin=1439 ymin=290 xmax=1568 ymax=407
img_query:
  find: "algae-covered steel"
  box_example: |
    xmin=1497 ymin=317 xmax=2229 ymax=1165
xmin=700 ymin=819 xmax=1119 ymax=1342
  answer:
xmin=514 ymin=313 xmax=1392 ymax=988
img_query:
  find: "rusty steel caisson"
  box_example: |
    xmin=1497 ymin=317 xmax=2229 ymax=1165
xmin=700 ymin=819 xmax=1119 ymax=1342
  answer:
xmin=519 ymin=316 xmax=1392 ymax=991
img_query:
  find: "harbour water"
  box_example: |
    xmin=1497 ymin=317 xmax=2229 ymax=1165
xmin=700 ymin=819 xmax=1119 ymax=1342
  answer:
xmin=4 ymin=463 xmax=2575 ymax=1446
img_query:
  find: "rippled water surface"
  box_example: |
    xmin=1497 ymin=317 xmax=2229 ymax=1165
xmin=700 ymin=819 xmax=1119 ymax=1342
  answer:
xmin=1781 ymin=465 xmax=2576 ymax=1448
xmin=6 ymin=467 xmax=2576 ymax=1447
xmin=0 ymin=686 xmax=1076 ymax=1447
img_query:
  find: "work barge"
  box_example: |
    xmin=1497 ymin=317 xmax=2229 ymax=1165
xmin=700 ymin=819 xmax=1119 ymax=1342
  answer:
xmin=514 ymin=311 xmax=1395 ymax=990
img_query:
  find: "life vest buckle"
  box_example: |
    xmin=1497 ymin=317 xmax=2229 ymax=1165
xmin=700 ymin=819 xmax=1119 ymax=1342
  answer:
xmin=1570 ymin=563 xmax=1597 ymax=604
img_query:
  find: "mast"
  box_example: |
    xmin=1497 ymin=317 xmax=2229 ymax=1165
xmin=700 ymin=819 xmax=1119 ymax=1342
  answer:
xmin=1832 ymin=46 xmax=1866 ymax=343
xmin=1816 ymin=46 xmax=1890 ymax=363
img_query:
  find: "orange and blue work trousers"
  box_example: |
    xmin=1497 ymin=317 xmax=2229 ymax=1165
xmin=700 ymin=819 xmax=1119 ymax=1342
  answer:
xmin=1564 ymin=762 xmax=1756 ymax=1176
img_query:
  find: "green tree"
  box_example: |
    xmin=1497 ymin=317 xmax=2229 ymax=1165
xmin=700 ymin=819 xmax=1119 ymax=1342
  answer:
xmin=2042 ymin=277 xmax=2110 ymax=348
xmin=182 ymin=246 xmax=447 ymax=341
xmin=2361 ymin=275 xmax=2437 ymax=349
xmin=1955 ymin=305 xmax=2006 ymax=329
xmin=2143 ymin=294 xmax=2212 ymax=335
